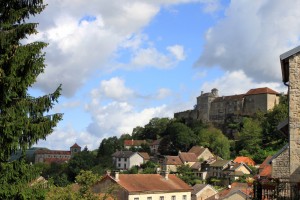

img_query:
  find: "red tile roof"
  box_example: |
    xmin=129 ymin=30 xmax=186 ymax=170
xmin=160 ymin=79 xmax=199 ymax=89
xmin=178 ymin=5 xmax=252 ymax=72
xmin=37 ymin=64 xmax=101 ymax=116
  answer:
xmin=165 ymin=156 xmax=183 ymax=165
xmin=112 ymin=174 xmax=192 ymax=192
xmin=245 ymin=87 xmax=279 ymax=96
xmin=44 ymin=157 xmax=70 ymax=164
xmin=179 ymin=152 xmax=198 ymax=162
xmin=35 ymin=150 xmax=71 ymax=155
xmin=138 ymin=152 xmax=150 ymax=160
xmin=234 ymin=156 xmax=256 ymax=166
xmin=259 ymin=165 xmax=272 ymax=178
xmin=259 ymin=156 xmax=272 ymax=170
xmin=124 ymin=140 xmax=147 ymax=146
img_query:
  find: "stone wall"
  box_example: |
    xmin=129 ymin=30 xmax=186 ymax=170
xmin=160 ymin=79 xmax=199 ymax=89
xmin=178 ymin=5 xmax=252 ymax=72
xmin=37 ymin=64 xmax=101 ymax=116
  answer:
xmin=288 ymin=52 xmax=300 ymax=182
xmin=272 ymin=147 xmax=290 ymax=179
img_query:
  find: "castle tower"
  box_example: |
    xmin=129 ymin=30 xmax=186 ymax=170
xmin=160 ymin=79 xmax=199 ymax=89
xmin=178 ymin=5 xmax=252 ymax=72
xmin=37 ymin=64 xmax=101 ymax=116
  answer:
xmin=280 ymin=45 xmax=300 ymax=182
xmin=70 ymin=143 xmax=81 ymax=156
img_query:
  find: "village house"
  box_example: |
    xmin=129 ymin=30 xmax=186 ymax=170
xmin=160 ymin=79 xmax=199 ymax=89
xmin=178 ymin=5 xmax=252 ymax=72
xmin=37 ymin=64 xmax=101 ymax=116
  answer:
xmin=92 ymin=171 xmax=193 ymax=200
xmin=149 ymin=139 xmax=162 ymax=154
xmin=208 ymin=182 xmax=252 ymax=200
xmin=112 ymin=150 xmax=149 ymax=170
xmin=163 ymin=155 xmax=183 ymax=172
xmin=34 ymin=143 xmax=81 ymax=164
xmin=191 ymin=184 xmax=218 ymax=200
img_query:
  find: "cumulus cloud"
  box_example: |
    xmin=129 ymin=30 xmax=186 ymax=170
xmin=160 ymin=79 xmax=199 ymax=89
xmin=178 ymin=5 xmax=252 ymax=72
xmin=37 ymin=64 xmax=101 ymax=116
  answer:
xmin=196 ymin=0 xmax=300 ymax=83
xmin=200 ymin=70 xmax=287 ymax=96
xmin=167 ymin=45 xmax=186 ymax=61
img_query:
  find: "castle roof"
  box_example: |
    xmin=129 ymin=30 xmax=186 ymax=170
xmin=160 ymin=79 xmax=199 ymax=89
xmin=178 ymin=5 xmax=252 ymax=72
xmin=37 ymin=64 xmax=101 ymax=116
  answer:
xmin=245 ymin=87 xmax=279 ymax=95
xmin=213 ymin=94 xmax=245 ymax=102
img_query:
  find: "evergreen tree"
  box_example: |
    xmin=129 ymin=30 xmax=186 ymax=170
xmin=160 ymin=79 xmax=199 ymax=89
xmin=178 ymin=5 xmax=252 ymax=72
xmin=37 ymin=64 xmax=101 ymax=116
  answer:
xmin=0 ymin=0 xmax=62 ymax=198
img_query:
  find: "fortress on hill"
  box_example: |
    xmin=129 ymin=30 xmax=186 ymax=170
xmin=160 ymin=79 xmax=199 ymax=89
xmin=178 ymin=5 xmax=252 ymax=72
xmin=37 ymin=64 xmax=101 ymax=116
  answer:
xmin=174 ymin=87 xmax=281 ymax=124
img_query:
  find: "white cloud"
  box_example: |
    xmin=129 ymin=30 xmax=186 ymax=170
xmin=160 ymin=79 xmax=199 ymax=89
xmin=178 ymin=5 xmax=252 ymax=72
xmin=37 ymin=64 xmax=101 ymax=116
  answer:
xmin=156 ymin=88 xmax=172 ymax=99
xmin=196 ymin=0 xmax=300 ymax=83
xmin=201 ymin=70 xmax=287 ymax=96
xmin=167 ymin=45 xmax=186 ymax=61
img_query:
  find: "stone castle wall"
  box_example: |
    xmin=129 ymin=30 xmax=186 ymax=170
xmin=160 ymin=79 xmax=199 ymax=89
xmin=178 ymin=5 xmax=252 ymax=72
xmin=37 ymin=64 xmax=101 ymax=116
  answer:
xmin=272 ymin=146 xmax=290 ymax=179
xmin=175 ymin=88 xmax=279 ymax=124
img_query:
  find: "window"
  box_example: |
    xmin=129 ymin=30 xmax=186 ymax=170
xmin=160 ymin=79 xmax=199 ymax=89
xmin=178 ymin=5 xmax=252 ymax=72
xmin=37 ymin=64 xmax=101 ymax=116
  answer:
xmin=160 ymin=196 xmax=164 ymax=200
xmin=124 ymin=158 xmax=127 ymax=161
xmin=147 ymin=197 xmax=152 ymax=200
xmin=118 ymin=163 xmax=121 ymax=167
xmin=118 ymin=158 xmax=121 ymax=161
xmin=134 ymin=198 xmax=139 ymax=200
xmin=124 ymin=164 xmax=126 ymax=169
xmin=182 ymin=195 xmax=187 ymax=200
xmin=172 ymin=196 xmax=176 ymax=200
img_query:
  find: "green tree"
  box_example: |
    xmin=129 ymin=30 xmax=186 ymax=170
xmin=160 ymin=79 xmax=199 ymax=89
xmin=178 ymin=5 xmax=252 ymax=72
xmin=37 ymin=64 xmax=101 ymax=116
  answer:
xmin=0 ymin=0 xmax=62 ymax=198
xmin=195 ymin=127 xmax=231 ymax=159
xmin=68 ymin=148 xmax=97 ymax=181
xmin=176 ymin=164 xmax=199 ymax=185
xmin=237 ymin=118 xmax=262 ymax=156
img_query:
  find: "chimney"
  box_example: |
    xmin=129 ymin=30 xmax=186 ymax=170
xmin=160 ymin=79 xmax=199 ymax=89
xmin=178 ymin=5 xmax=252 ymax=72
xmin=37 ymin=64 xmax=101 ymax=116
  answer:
xmin=162 ymin=170 xmax=169 ymax=180
xmin=106 ymin=170 xmax=111 ymax=176
xmin=114 ymin=171 xmax=119 ymax=181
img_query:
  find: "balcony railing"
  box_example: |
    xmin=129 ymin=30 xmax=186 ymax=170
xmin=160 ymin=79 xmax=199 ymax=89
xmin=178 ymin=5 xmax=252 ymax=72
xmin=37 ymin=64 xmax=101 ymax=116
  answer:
xmin=253 ymin=179 xmax=300 ymax=200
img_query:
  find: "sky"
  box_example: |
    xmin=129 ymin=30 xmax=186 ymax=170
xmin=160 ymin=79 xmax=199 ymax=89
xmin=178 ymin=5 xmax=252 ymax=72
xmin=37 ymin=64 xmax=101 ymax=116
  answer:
xmin=28 ymin=0 xmax=300 ymax=150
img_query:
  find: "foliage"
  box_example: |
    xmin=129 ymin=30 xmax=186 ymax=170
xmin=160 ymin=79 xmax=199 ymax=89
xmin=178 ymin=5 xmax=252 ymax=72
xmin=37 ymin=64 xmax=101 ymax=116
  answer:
xmin=176 ymin=164 xmax=199 ymax=185
xmin=236 ymin=118 xmax=262 ymax=156
xmin=97 ymin=136 xmax=122 ymax=158
xmin=76 ymin=170 xmax=100 ymax=200
xmin=195 ymin=126 xmax=231 ymax=159
xmin=0 ymin=160 xmax=47 ymax=199
xmin=132 ymin=117 xmax=171 ymax=140
xmin=68 ymin=149 xmax=98 ymax=181
xmin=0 ymin=0 xmax=62 ymax=198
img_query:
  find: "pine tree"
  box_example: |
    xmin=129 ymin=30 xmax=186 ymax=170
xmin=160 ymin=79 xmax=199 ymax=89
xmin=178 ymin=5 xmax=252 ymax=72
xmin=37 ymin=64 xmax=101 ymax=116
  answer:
xmin=0 ymin=0 xmax=62 ymax=198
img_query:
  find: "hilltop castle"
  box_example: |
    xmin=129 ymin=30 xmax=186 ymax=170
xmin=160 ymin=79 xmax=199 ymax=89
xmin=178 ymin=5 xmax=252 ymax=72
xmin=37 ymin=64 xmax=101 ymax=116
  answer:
xmin=174 ymin=87 xmax=281 ymax=124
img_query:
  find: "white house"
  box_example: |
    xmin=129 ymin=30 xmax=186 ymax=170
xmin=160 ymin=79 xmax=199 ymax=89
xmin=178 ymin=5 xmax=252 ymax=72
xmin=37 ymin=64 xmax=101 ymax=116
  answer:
xmin=112 ymin=151 xmax=145 ymax=170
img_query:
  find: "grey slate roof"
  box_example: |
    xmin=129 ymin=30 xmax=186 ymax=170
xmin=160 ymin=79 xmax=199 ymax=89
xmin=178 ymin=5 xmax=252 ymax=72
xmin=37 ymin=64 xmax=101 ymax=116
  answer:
xmin=111 ymin=151 xmax=135 ymax=158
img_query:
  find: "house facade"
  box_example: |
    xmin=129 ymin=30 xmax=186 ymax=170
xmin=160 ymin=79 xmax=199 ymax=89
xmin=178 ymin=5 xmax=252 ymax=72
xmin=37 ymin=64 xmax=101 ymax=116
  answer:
xmin=192 ymin=184 xmax=218 ymax=200
xmin=112 ymin=151 xmax=145 ymax=170
xmin=92 ymin=172 xmax=193 ymax=200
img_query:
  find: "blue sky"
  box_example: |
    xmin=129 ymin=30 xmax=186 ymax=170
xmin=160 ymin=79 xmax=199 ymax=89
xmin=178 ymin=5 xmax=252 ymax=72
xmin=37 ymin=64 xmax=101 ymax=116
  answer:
xmin=29 ymin=0 xmax=300 ymax=150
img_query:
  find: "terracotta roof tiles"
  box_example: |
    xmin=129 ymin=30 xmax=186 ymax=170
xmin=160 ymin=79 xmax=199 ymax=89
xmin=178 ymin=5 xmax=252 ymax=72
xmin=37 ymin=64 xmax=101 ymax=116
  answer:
xmin=115 ymin=174 xmax=192 ymax=192
xmin=179 ymin=152 xmax=198 ymax=162
xmin=245 ymin=87 xmax=279 ymax=96
xmin=234 ymin=156 xmax=256 ymax=166
xmin=165 ymin=156 xmax=183 ymax=165
xmin=124 ymin=140 xmax=147 ymax=146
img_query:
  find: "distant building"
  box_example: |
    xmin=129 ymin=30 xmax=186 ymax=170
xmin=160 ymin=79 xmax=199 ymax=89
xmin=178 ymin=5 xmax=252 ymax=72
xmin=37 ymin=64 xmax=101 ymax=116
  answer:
xmin=92 ymin=172 xmax=193 ymax=200
xmin=34 ymin=143 xmax=81 ymax=164
xmin=174 ymin=87 xmax=280 ymax=124
xmin=123 ymin=139 xmax=147 ymax=150
xmin=111 ymin=150 xmax=148 ymax=170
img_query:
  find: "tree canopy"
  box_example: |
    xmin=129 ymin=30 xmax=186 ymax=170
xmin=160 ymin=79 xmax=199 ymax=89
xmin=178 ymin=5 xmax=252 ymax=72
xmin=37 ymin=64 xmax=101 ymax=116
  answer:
xmin=0 ymin=0 xmax=62 ymax=198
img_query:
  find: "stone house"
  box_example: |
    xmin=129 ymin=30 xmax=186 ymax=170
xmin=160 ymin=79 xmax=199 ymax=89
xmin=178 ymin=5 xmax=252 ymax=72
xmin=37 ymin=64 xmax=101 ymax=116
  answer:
xmin=149 ymin=139 xmax=162 ymax=154
xmin=112 ymin=151 xmax=147 ymax=170
xmin=163 ymin=156 xmax=183 ymax=172
xmin=34 ymin=143 xmax=81 ymax=164
xmin=191 ymin=184 xmax=218 ymax=200
xmin=92 ymin=172 xmax=193 ymax=200
xmin=174 ymin=87 xmax=280 ymax=124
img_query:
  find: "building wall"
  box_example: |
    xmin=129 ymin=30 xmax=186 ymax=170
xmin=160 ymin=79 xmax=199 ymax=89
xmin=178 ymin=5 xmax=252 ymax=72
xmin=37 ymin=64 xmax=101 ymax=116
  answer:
xmin=192 ymin=186 xmax=217 ymax=200
xmin=129 ymin=153 xmax=144 ymax=169
xmin=34 ymin=152 xmax=71 ymax=163
xmin=288 ymin=52 xmax=300 ymax=181
xmin=129 ymin=191 xmax=191 ymax=200
xmin=272 ymin=147 xmax=290 ymax=179
xmin=235 ymin=165 xmax=251 ymax=175
xmin=198 ymin=149 xmax=214 ymax=161
xmin=267 ymin=94 xmax=280 ymax=110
